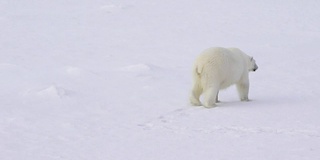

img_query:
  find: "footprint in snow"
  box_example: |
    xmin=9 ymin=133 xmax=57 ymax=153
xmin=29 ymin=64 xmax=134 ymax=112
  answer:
xmin=138 ymin=107 xmax=196 ymax=130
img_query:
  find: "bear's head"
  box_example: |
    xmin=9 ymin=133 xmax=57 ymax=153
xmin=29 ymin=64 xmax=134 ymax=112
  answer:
xmin=248 ymin=57 xmax=258 ymax=72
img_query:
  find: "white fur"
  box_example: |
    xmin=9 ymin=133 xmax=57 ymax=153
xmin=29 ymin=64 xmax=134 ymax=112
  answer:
xmin=190 ymin=47 xmax=258 ymax=108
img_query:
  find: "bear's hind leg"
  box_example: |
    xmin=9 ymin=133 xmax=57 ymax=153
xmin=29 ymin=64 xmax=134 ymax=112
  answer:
xmin=236 ymin=82 xmax=249 ymax=101
xmin=190 ymin=83 xmax=202 ymax=106
xmin=203 ymin=86 xmax=219 ymax=108
xmin=216 ymin=91 xmax=220 ymax=103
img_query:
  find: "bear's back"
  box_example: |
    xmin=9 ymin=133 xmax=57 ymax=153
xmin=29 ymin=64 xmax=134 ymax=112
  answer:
xmin=196 ymin=47 xmax=247 ymax=89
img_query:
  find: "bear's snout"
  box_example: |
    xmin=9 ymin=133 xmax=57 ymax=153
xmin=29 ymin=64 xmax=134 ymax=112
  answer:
xmin=253 ymin=64 xmax=258 ymax=71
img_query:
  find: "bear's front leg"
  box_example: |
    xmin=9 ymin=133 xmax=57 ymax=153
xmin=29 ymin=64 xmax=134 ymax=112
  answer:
xmin=236 ymin=81 xmax=249 ymax=101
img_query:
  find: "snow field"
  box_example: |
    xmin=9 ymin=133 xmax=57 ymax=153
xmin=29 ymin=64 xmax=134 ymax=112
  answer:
xmin=1 ymin=0 xmax=320 ymax=160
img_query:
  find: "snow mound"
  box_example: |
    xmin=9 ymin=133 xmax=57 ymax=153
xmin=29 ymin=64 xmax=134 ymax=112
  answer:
xmin=100 ymin=4 xmax=127 ymax=13
xmin=25 ymin=85 xmax=70 ymax=99
xmin=65 ymin=66 xmax=83 ymax=76
xmin=37 ymin=85 xmax=66 ymax=98
xmin=0 ymin=63 xmax=18 ymax=69
xmin=0 ymin=63 xmax=25 ymax=74
xmin=120 ymin=63 xmax=153 ymax=72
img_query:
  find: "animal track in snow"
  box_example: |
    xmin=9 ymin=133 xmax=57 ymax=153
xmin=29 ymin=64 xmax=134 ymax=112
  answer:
xmin=138 ymin=107 xmax=196 ymax=130
xmin=138 ymin=108 xmax=320 ymax=138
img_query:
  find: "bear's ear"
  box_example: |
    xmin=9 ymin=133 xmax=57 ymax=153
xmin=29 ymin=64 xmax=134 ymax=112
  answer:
xmin=250 ymin=57 xmax=253 ymax=61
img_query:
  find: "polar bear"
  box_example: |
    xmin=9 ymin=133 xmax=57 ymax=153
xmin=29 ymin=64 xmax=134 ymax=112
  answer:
xmin=190 ymin=47 xmax=258 ymax=108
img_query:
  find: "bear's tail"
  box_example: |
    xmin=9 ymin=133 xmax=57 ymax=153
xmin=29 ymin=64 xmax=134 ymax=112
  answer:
xmin=194 ymin=62 xmax=204 ymax=75
xmin=192 ymin=64 xmax=203 ymax=88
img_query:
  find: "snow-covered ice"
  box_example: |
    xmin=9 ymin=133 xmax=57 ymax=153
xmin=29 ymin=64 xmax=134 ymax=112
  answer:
xmin=1 ymin=0 xmax=320 ymax=160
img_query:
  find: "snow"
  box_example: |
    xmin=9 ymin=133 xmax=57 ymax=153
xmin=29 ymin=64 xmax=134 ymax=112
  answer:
xmin=1 ymin=0 xmax=320 ymax=159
